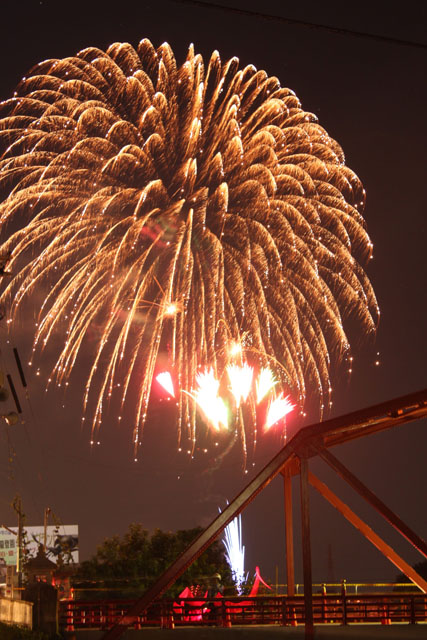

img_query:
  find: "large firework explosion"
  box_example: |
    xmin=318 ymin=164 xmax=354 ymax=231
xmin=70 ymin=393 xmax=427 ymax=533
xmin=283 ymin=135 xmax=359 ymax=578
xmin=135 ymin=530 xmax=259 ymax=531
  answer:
xmin=0 ymin=39 xmax=378 ymax=460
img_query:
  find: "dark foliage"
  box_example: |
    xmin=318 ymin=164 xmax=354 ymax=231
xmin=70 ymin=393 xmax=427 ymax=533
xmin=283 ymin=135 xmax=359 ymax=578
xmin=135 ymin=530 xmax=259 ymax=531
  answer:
xmin=0 ymin=622 xmax=52 ymax=640
xmin=72 ymin=523 xmax=233 ymax=600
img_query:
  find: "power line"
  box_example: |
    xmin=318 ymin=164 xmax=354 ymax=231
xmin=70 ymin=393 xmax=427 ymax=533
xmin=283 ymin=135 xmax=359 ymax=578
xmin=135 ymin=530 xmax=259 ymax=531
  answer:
xmin=171 ymin=0 xmax=427 ymax=49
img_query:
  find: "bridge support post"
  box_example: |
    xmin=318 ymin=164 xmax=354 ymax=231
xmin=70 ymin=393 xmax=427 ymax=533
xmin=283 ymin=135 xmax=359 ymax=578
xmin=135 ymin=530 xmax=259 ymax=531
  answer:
xmin=300 ymin=455 xmax=314 ymax=639
xmin=284 ymin=467 xmax=295 ymax=597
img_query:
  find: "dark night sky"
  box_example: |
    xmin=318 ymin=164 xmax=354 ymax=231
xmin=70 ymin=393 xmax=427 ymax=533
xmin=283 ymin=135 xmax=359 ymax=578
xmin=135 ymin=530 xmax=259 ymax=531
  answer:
xmin=0 ymin=0 xmax=426 ymax=587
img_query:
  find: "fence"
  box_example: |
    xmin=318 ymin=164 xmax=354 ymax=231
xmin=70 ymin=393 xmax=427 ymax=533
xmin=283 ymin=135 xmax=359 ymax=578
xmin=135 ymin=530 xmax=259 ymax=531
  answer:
xmin=0 ymin=597 xmax=33 ymax=628
xmin=59 ymin=592 xmax=427 ymax=630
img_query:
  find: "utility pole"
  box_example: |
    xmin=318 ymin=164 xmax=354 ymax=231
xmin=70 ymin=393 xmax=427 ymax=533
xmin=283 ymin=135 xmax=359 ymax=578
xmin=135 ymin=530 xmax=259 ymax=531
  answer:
xmin=12 ymin=495 xmax=24 ymax=594
xmin=43 ymin=507 xmax=51 ymax=551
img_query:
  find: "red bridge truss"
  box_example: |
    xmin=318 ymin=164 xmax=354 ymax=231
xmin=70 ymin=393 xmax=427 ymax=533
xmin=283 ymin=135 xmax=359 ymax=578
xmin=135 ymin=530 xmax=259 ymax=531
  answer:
xmin=100 ymin=388 xmax=427 ymax=639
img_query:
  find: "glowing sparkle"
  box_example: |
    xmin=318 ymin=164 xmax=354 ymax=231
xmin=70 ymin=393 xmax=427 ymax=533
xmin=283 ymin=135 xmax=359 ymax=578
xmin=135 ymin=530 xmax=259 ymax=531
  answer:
xmin=156 ymin=371 xmax=175 ymax=398
xmin=256 ymin=367 xmax=277 ymax=404
xmin=227 ymin=363 xmax=253 ymax=407
xmin=265 ymin=394 xmax=295 ymax=430
xmin=0 ymin=38 xmax=378 ymax=458
xmin=194 ymin=368 xmax=228 ymax=431
xmin=229 ymin=341 xmax=242 ymax=357
xmin=164 ymin=302 xmax=178 ymax=316
xmin=222 ymin=507 xmax=247 ymax=595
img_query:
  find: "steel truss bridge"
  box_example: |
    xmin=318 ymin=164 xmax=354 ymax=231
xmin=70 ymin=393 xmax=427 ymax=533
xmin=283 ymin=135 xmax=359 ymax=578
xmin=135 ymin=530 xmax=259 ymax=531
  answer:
xmin=75 ymin=388 xmax=426 ymax=639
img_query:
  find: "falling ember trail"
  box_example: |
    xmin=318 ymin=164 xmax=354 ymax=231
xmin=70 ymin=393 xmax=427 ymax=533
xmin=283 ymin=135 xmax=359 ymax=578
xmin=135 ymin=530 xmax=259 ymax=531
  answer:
xmin=0 ymin=38 xmax=378 ymax=457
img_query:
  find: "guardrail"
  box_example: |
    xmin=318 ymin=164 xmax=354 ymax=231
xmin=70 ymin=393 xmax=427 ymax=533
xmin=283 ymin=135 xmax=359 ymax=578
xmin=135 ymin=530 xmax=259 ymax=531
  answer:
xmin=59 ymin=593 xmax=427 ymax=630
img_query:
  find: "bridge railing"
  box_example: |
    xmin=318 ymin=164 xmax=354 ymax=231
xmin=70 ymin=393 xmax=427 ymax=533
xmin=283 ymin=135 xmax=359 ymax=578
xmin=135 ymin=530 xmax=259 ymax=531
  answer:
xmin=59 ymin=592 xmax=427 ymax=630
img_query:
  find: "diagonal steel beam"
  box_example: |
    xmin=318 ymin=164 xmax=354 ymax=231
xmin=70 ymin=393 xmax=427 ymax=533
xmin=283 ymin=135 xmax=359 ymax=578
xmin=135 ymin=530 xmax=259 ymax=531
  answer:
xmin=312 ymin=389 xmax=427 ymax=448
xmin=316 ymin=446 xmax=427 ymax=558
xmin=101 ymin=446 xmax=299 ymax=639
xmin=101 ymin=388 xmax=427 ymax=639
xmin=308 ymin=471 xmax=427 ymax=593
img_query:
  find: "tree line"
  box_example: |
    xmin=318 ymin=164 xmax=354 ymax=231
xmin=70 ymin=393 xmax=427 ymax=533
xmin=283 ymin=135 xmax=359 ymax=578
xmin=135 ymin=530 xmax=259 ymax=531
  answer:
xmin=72 ymin=523 xmax=234 ymax=600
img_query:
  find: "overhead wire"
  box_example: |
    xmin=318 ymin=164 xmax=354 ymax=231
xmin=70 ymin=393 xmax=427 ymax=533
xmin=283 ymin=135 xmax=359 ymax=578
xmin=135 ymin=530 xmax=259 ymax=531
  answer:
xmin=171 ymin=0 xmax=427 ymax=49
xmin=0 ymin=333 xmax=50 ymax=522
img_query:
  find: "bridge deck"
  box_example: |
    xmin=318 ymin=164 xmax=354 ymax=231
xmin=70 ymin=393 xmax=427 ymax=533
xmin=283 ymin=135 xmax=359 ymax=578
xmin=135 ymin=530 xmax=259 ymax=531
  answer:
xmin=63 ymin=622 xmax=427 ymax=639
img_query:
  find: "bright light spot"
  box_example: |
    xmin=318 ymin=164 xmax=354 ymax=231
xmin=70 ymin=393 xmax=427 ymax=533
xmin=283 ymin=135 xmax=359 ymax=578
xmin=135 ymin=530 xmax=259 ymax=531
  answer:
xmin=193 ymin=368 xmax=228 ymax=431
xmin=164 ymin=302 xmax=178 ymax=316
xmin=229 ymin=341 xmax=242 ymax=357
xmin=156 ymin=371 xmax=175 ymax=397
xmin=221 ymin=507 xmax=247 ymax=595
xmin=256 ymin=367 xmax=277 ymax=403
xmin=265 ymin=394 xmax=295 ymax=430
xmin=227 ymin=363 xmax=253 ymax=407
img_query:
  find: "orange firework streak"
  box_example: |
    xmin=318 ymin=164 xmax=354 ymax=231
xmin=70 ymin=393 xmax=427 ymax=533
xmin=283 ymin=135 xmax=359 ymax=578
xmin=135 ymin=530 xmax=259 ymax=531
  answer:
xmin=0 ymin=40 xmax=377 ymax=455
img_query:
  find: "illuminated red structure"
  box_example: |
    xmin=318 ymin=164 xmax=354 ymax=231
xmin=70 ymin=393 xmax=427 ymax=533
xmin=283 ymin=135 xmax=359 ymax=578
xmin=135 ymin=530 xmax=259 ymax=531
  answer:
xmin=97 ymin=388 xmax=427 ymax=639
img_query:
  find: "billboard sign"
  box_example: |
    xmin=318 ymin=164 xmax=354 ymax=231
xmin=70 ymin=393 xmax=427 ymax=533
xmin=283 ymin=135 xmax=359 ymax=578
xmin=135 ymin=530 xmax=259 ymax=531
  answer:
xmin=0 ymin=529 xmax=17 ymax=566
xmin=0 ymin=525 xmax=79 ymax=566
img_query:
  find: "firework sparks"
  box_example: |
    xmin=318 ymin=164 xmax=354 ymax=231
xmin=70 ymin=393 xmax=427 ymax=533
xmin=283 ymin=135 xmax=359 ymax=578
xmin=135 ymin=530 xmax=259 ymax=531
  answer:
xmin=0 ymin=39 xmax=378 ymax=456
xmin=229 ymin=341 xmax=242 ymax=358
xmin=163 ymin=302 xmax=179 ymax=317
xmin=193 ymin=369 xmax=228 ymax=432
xmin=265 ymin=394 xmax=295 ymax=430
xmin=156 ymin=371 xmax=175 ymax=398
xmin=222 ymin=508 xmax=247 ymax=595
xmin=256 ymin=367 xmax=277 ymax=404
xmin=227 ymin=363 xmax=253 ymax=407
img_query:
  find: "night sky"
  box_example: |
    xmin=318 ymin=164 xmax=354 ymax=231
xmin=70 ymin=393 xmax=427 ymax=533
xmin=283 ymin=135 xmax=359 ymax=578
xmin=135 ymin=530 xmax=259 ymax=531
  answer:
xmin=0 ymin=0 xmax=425 ymax=588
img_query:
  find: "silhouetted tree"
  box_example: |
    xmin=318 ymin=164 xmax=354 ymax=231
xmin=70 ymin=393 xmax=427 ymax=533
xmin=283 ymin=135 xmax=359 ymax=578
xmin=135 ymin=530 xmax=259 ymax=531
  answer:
xmin=73 ymin=523 xmax=232 ymax=599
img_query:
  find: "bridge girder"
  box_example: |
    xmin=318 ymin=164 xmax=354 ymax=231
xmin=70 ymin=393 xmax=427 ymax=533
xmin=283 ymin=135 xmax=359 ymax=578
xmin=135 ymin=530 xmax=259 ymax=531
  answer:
xmin=101 ymin=388 xmax=427 ymax=640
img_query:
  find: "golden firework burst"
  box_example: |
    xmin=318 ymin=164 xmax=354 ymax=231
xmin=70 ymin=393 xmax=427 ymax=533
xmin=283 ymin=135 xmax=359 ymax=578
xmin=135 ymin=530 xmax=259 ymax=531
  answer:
xmin=0 ymin=39 xmax=378 ymax=457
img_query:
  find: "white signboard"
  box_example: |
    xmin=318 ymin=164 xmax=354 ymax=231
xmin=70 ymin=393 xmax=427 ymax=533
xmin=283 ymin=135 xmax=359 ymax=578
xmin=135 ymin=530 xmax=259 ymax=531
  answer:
xmin=0 ymin=525 xmax=79 ymax=567
xmin=0 ymin=529 xmax=16 ymax=567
